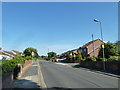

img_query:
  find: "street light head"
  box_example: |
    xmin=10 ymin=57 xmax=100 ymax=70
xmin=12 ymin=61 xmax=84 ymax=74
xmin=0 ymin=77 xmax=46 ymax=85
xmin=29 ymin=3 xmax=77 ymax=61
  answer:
xmin=94 ymin=19 xmax=100 ymax=22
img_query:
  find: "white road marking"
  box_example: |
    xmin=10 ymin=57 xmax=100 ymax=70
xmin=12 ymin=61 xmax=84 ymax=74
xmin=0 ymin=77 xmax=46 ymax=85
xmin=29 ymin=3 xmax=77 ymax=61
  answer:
xmin=37 ymin=62 xmax=47 ymax=88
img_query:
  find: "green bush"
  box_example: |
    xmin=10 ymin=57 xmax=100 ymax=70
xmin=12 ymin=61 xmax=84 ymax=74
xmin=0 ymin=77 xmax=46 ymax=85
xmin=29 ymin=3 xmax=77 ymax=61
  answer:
xmin=1 ymin=55 xmax=38 ymax=75
xmin=2 ymin=60 xmax=12 ymax=74
xmin=85 ymin=57 xmax=96 ymax=61
xmin=25 ymin=56 xmax=32 ymax=60
xmin=108 ymin=56 xmax=119 ymax=61
xmin=80 ymin=58 xmax=85 ymax=61
xmin=95 ymin=57 xmax=108 ymax=61
xmin=33 ymin=57 xmax=37 ymax=61
xmin=91 ymin=57 xmax=96 ymax=61
xmin=2 ymin=56 xmax=27 ymax=75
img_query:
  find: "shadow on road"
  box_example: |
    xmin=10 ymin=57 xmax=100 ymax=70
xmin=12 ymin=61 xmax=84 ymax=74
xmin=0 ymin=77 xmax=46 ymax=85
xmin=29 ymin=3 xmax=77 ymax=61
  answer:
xmin=9 ymin=79 xmax=41 ymax=89
xmin=73 ymin=64 xmax=120 ymax=76
xmin=46 ymin=87 xmax=118 ymax=90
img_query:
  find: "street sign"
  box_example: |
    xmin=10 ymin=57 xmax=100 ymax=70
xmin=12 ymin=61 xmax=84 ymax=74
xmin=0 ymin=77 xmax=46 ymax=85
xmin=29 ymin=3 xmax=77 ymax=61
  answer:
xmin=102 ymin=44 xmax=105 ymax=48
xmin=31 ymin=52 xmax=34 ymax=56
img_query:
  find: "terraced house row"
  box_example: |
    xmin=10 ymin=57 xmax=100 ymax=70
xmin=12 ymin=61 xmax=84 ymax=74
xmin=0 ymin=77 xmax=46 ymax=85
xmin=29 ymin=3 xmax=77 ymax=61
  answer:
xmin=0 ymin=48 xmax=23 ymax=60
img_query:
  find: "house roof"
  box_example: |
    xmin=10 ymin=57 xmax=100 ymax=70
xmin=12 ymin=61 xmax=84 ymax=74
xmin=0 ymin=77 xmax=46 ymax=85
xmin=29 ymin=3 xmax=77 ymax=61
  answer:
xmin=11 ymin=50 xmax=23 ymax=54
xmin=60 ymin=39 xmax=103 ymax=55
xmin=2 ymin=52 xmax=13 ymax=57
xmin=80 ymin=39 xmax=103 ymax=48
xmin=0 ymin=49 xmax=23 ymax=58
xmin=3 ymin=50 xmax=16 ymax=56
xmin=70 ymin=49 xmax=78 ymax=52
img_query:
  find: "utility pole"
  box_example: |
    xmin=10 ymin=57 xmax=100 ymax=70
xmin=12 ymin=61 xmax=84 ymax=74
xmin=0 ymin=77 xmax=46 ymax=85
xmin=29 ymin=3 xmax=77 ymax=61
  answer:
xmin=92 ymin=34 xmax=95 ymax=57
xmin=48 ymin=49 xmax=49 ymax=57
xmin=48 ymin=49 xmax=49 ymax=53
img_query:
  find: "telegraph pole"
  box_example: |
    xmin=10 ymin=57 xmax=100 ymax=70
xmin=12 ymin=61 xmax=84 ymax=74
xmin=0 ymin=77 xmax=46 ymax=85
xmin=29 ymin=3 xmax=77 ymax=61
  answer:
xmin=92 ymin=34 xmax=95 ymax=57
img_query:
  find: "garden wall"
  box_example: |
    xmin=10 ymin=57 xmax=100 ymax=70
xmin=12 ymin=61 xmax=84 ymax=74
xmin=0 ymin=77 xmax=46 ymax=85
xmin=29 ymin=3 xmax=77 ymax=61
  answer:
xmin=2 ymin=60 xmax=32 ymax=89
xmin=2 ymin=69 xmax=14 ymax=88
xmin=79 ymin=61 xmax=120 ymax=75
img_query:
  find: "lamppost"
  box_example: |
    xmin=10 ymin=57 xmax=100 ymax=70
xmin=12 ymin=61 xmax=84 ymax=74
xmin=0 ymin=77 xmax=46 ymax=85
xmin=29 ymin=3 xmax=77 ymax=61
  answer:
xmin=94 ymin=19 xmax=105 ymax=71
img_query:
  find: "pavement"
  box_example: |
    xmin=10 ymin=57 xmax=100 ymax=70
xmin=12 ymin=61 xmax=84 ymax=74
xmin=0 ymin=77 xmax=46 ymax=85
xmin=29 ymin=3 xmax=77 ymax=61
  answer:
xmin=39 ymin=60 xmax=118 ymax=88
xmin=12 ymin=60 xmax=43 ymax=89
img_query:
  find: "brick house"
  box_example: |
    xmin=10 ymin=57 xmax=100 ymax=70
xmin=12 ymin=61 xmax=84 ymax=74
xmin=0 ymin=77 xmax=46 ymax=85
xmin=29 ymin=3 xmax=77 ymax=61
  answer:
xmin=79 ymin=39 xmax=103 ymax=57
xmin=60 ymin=39 xmax=103 ymax=62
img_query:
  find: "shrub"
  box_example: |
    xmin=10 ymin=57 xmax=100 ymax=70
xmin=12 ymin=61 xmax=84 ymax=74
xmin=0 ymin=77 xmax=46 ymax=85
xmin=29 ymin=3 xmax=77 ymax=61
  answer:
xmin=25 ymin=56 xmax=32 ymax=60
xmin=85 ymin=57 xmax=96 ymax=61
xmin=85 ymin=57 xmax=91 ymax=61
xmin=76 ymin=50 xmax=83 ymax=61
xmin=2 ymin=60 xmax=12 ymax=74
xmin=2 ymin=56 xmax=27 ymax=75
xmin=80 ymin=58 xmax=85 ymax=61
xmin=108 ymin=56 xmax=119 ymax=61
xmin=33 ymin=57 xmax=37 ymax=61
xmin=96 ymin=57 xmax=108 ymax=61
xmin=91 ymin=57 xmax=96 ymax=61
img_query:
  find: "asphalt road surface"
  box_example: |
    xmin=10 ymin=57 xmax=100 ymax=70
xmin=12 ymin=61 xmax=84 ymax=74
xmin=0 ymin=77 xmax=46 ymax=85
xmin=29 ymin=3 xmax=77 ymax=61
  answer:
xmin=38 ymin=60 xmax=118 ymax=89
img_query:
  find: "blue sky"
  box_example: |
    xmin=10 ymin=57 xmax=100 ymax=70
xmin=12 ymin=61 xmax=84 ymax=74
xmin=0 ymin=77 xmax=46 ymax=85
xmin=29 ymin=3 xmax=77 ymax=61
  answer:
xmin=2 ymin=2 xmax=118 ymax=56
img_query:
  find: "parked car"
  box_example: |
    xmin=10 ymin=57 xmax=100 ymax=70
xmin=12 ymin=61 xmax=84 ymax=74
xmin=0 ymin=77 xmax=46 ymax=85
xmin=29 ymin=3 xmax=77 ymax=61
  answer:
xmin=51 ymin=58 xmax=57 ymax=62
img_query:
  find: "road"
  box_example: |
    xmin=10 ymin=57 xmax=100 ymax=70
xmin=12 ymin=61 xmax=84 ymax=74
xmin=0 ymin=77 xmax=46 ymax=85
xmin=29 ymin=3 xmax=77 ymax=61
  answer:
xmin=38 ymin=60 xmax=118 ymax=89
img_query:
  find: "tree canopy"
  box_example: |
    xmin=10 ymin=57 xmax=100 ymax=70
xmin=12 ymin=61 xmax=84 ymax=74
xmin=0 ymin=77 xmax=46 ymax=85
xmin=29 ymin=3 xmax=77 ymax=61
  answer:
xmin=98 ymin=41 xmax=119 ymax=58
xmin=23 ymin=47 xmax=39 ymax=58
xmin=115 ymin=41 xmax=120 ymax=55
xmin=41 ymin=55 xmax=48 ymax=60
xmin=66 ymin=51 xmax=73 ymax=60
xmin=76 ymin=50 xmax=83 ymax=61
xmin=48 ymin=51 xmax=57 ymax=59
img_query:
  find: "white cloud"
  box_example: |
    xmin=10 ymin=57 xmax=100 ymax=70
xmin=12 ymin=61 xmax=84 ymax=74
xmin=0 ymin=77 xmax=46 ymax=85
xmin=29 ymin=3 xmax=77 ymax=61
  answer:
xmin=104 ymin=41 xmax=108 ymax=43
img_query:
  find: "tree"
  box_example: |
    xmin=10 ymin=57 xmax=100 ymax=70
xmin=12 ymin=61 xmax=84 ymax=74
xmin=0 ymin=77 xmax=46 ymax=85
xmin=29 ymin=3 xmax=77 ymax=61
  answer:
xmin=115 ymin=41 xmax=120 ymax=56
xmin=66 ymin=51 xmax=73 ymax=60
xmin=47 ymin=52 xmax=57 ymax=60
xmin=23 ymin=47 xmax=39 ymax=58
xmin=41 ymin=55 xmax=48 ymax=60
xmin=76 ymin=50 xmax=83 ymax=61
xmin=98 ymin=41 xmax=118 ymax=58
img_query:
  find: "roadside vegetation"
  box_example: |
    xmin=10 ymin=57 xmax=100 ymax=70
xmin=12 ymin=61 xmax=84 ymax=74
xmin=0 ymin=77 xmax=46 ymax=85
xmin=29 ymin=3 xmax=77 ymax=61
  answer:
xmin=40 ymin=56 xmax=48 ymax=60
xmin=47 ymin=51 xmax=57 ymax=60
xmin=65 ymin=41 xmax=120 ymax=62
xmin=0 ymin=47 xmax=39 ymax=76
xmin=98 ymin=41 xmax=120 ymax=61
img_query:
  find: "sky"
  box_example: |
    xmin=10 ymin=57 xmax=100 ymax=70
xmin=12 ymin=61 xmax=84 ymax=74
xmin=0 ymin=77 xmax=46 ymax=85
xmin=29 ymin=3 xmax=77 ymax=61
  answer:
xmin=2 ymin=2 xmax=118 ymax=56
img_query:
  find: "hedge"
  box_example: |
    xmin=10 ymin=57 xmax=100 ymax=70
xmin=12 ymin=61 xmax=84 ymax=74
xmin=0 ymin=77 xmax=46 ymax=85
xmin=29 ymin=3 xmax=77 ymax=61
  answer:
xmin=85 ymin=57 xmax=108 ymax=62
xmin=0 ymin=56 xmax=31 ymax=75
xmin=85 ymin=57 xmax=96 ymax=61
